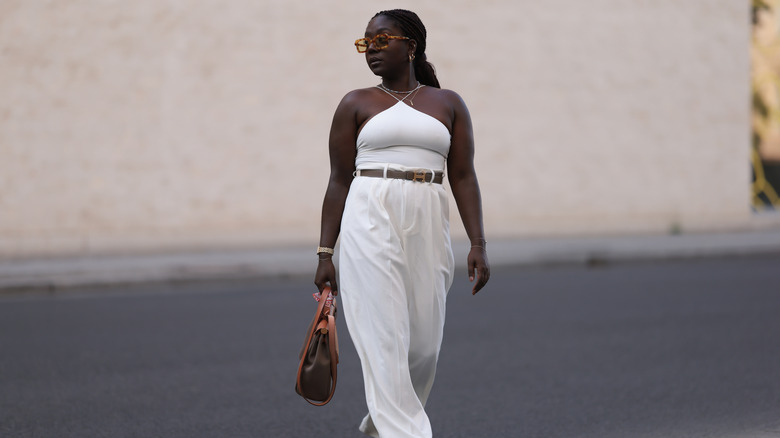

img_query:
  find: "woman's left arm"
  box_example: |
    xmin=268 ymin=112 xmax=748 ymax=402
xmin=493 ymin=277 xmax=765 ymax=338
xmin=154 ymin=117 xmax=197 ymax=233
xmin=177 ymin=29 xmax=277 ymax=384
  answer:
xmin=445 ymin=90 xmax=490 ymax=295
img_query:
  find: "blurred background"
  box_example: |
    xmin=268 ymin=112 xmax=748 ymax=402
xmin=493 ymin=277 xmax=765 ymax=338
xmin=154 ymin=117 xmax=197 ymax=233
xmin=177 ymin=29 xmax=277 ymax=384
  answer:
xmin=3 ymin=3 xmax=780 ymax=437
xmin=1 ymin=0 xmax=774 ymax=260
xmin=753 ymin=0 xmax=780 ymax=210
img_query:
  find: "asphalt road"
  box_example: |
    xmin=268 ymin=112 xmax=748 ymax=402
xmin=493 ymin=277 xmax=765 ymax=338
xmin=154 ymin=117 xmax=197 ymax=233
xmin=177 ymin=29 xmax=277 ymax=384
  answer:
xmin=1 ymin=256 xmax=779 ymax=438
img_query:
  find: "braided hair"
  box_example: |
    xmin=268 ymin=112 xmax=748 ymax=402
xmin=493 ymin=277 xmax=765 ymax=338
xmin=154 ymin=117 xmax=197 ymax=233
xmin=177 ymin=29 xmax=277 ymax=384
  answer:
xmin=373 ymin=9 xmax=441 ymax=88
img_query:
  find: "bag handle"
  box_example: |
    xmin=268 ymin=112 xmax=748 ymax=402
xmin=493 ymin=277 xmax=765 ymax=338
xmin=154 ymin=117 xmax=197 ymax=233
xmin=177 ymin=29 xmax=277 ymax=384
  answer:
xmin=296 ymin=287 xmax=339 ymax=406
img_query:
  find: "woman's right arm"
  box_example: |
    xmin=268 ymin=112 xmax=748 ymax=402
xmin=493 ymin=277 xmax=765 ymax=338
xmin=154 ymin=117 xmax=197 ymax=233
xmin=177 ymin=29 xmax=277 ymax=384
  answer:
xmin=314 ymin=92 xmax=359 ymax=295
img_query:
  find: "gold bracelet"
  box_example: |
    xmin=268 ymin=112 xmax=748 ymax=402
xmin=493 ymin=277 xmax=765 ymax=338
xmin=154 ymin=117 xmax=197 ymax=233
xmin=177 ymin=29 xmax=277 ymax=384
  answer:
xmin=316 ymin=246 xmax=334 ymax=255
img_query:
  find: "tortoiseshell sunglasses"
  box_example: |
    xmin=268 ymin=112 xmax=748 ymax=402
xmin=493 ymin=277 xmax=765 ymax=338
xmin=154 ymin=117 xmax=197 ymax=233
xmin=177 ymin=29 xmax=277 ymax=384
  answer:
xmin=355 ymin=34 xmax=410 ymax=53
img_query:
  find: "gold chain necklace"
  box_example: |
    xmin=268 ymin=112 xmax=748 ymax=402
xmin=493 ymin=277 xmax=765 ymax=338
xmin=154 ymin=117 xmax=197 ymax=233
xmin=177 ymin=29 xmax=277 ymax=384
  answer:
xmin=376 ymin=83 xmax=425 ymax=105
xmin=406 ymin=85 xmax=424 ymax=106
xmin=378 ymin=81 xmax=421 ymax=94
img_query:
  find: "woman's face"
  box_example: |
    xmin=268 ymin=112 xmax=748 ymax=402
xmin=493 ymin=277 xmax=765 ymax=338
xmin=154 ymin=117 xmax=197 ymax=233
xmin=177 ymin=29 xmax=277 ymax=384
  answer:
xmin=363 ymin=15 xmax=414 ymax=77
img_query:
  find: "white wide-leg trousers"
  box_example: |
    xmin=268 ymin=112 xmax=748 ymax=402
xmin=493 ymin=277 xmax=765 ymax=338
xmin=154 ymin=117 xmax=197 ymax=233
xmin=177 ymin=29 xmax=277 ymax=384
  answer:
xmin=339 ymin=173 xmax=455 ymax=438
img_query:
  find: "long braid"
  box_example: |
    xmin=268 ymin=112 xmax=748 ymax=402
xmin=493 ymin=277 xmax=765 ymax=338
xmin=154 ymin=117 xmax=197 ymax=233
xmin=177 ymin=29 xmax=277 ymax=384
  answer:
xmin=373 ymin=9 xmax=441 ymax=88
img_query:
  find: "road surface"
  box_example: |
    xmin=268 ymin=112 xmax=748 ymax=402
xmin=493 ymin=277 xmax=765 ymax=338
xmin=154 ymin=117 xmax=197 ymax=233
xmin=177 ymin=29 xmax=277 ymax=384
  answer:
xmin=1 ymin=256 xmax=779 ymax=437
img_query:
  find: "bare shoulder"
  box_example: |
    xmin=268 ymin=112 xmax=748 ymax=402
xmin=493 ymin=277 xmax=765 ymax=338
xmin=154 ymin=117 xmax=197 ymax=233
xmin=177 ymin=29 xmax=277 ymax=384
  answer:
xmin=442 ymin=88 xmax=469 ymax=108
xmin=338 ymin=87 xmax=376 ymax=107
xmin=426 ymin=87 xmax=469 ymax=111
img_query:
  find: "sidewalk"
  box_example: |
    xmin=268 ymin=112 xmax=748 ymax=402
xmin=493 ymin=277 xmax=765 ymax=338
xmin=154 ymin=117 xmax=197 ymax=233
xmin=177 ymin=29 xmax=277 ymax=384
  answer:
xmin=3 ymin=229 xmax=780 ymax=292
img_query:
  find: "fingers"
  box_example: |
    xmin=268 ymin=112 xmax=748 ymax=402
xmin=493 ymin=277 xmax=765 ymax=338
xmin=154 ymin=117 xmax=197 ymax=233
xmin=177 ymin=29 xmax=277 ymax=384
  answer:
xmin=314 ymin=276 xmax=325 ymax=293
xmin=467 ymin=251 xmax=478 ymax=282
xmin=314 ymin=260 xmax=339 ymax=296
xmin=314 ymin=274 xmax=326 ymax=294
xmin=471 ymin=265 xmax=489 ymax=295
xmin=469 ymin=259 xmax=479 ymax=294
xmin=468 ymin=250 xmax=490 ymax=295
xmin=330 ymin=279 xmax=339 ymax=296
xmin=314 ymin=279 xmax=338 ymax=296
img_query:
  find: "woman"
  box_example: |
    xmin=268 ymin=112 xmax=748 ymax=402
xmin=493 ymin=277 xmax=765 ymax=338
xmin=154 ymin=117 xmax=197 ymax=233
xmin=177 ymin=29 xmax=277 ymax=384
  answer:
xmin=314 ymin=9 xmax=490 ymax=438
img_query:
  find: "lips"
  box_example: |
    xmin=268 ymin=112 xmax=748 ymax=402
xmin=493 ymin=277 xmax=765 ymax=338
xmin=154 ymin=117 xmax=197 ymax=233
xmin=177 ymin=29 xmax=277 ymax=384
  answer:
xmin=368 ymin=56 xmax=382 ymax=66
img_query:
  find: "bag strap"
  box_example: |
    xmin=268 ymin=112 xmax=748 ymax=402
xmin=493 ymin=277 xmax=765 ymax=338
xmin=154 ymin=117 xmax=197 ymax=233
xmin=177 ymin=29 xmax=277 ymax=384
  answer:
xmin=299 ymin=306 xmax=338 ymax=406
xmin=296 ymin=288 xmax=339 ymax=406
xmin=296 ymin=287 xmax=328 ymax=385
xmin=296 ymin=286 xmax=328 ymax=357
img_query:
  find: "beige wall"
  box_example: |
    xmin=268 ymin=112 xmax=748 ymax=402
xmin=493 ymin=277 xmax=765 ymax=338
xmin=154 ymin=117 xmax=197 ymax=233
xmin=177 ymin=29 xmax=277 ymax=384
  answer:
xmin=0 ymin=1 xmax=753 ymax=258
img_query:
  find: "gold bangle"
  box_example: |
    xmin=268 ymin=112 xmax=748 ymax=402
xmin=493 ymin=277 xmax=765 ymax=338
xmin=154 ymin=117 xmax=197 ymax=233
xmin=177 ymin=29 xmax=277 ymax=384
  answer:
xmin=316 ymin=246 xmax=334 ymax=255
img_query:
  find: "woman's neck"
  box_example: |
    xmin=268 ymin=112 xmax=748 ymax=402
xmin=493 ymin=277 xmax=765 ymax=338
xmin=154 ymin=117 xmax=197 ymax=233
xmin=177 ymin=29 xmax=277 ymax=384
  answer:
xmin=381 ymin=73 xmax=418 ymax=92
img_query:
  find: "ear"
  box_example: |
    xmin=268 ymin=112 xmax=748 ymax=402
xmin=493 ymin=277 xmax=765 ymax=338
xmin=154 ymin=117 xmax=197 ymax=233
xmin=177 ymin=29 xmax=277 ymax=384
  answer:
xmin=408 ymin=39 xmax=417 ymax=58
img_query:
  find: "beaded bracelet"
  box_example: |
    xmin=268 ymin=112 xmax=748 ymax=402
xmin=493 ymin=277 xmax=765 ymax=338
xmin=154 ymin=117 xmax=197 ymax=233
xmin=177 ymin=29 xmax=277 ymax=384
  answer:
xmin=316 ymin=246 xmax=334 ymax=255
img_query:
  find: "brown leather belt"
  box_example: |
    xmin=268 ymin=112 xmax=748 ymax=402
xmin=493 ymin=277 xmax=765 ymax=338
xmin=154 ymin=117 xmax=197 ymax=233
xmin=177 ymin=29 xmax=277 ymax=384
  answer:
xmin=356 ymin=169 xmax=444 ymax=184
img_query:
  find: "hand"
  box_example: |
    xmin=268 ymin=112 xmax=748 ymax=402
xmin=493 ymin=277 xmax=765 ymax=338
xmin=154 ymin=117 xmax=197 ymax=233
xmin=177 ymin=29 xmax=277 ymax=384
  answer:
xmin=314 ymin=257 xmax=338 ymax=296
xmin=468 ymin=246 xmax=490 ymax=295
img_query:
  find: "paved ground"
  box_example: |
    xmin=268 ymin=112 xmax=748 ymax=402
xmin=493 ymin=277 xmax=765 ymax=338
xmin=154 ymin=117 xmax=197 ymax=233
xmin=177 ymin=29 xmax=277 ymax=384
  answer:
xmin=1 ymin=256 xmax=780 ymax=437
xmin=4 ymin=229 xmax=780 ymax=291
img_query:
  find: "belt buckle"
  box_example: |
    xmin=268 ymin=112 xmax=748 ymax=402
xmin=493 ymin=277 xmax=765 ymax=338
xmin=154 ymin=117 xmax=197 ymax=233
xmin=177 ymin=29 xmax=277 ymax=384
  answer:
xmin=412 ymin=169 xmax=427 ymax=182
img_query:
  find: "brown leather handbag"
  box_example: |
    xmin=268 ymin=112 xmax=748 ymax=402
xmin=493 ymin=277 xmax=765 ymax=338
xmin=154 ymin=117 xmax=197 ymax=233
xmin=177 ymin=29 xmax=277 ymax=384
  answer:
xmin=295 ymin=286 xmax=339 ymax=406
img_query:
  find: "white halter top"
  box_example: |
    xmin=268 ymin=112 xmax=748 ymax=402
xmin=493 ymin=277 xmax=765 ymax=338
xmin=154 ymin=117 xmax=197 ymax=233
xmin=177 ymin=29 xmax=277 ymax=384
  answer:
xmin=355 ymin=101 xmax=451 ymax=171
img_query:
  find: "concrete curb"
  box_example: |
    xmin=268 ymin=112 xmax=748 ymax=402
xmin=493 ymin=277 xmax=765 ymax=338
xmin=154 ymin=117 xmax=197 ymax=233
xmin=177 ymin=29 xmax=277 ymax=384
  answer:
xmin=0 ymin=247 xmax=315 ymax=292
xmin=479 ymin=230 xmax=780 ymax=267
xmin=2 ymin=230 xmax=780 ymax=292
